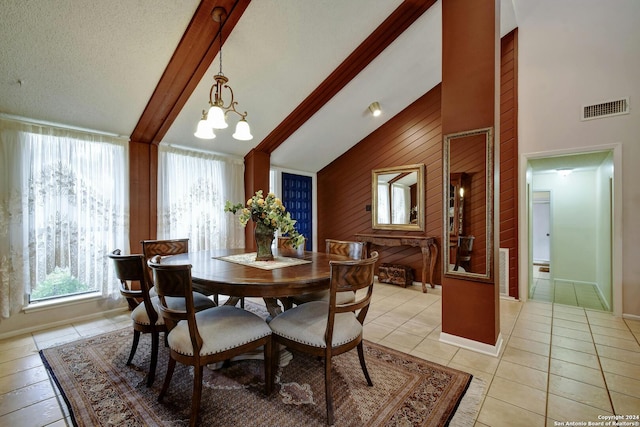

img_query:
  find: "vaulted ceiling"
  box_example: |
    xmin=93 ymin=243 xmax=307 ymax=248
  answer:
xmin=0 ymin=0 xmax=518 ymax=173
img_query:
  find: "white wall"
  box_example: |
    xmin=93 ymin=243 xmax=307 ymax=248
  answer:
xmin=517 ymin=0 xmax=640 ymax=316
xmin=533 ymin=171 xmax=598 ymax=284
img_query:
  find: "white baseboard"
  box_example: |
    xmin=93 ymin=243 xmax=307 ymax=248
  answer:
xmin=439 ymin=331 xmax=504 ymax=357
xmin=0 ymin=306 xmax=128 ymax=341
xmin=623 ymin=312 xmax=640 ymax=322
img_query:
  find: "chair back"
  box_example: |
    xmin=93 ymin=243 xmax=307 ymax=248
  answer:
xmin=454 ymin=235 xmax=475 ymax=271
xmin=325 ymin=239 xmax=366 ymax=260
xmin=147 ymin=256 xmax=202 ymax=352
xmin=141 ymin=238 xmax=189 ymax=283
xmin=141 ymin=238 xmax=189 ymax=260
xmin=326 ymin=251 xmax=378 ymax=337
xmin=108 ymin=249 xmax=157 ymax=323
xmin=277 ymin=236 xmax=305 ymax=255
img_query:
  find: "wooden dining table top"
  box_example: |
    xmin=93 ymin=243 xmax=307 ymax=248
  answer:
xmin=162 ymin=248 xmax=351 ymax=299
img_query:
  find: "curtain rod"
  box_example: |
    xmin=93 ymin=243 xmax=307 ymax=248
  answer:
xmin=162 ymin=143 xmax=244 ymax=161
xmin=0 ymin=113 xmax=130 ymax=140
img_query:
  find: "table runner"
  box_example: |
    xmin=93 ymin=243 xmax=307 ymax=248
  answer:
xmin=215 ymin=252 xmax=312 ymax=270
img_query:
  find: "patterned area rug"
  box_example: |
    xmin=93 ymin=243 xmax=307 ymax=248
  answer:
xmin=40 ymin=315 xmax=479 ymax=426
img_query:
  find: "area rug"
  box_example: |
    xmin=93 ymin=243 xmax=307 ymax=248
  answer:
xmin=40 ymin=318 xmax=479 ymax=426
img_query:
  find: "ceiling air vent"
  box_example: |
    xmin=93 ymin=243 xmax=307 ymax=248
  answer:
xmin=581 ymin=98 xmax=629 ymax=121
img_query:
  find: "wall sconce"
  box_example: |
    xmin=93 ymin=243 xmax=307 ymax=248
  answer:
xmin=368 ymin=101 xmax=382 ymax=117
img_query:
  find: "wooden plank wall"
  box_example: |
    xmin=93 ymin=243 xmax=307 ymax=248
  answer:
xmin=450 ymin=133 xmax=488 ymax=273
xmin=317 ymin=85 xmax=444 ymax=284
xmin=500 ymin=29 xmax=519 ymax=298
xmin=317 ymin=30 xmax=518 ymax=291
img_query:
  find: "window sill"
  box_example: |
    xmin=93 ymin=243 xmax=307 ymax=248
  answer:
xmin=23 ymin=292 xmax=103 ymax=314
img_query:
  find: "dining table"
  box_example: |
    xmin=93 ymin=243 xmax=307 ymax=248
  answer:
xmin=162 ymin=247 xmax=352 ymax=318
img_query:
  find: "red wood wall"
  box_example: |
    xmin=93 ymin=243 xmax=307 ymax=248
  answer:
xmin=500 ymin=29 xmax=519 ymax=298
xmin=318 ymin=85 xmax=444 ymax=284
xmin=317 ymin=29 xmax=518 ymax=296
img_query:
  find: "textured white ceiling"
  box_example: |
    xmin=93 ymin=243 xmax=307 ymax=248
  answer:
xmin=0 ymin=0 xmax=518 ymax=172
xmin=0 ymin=0 xmax=200 ymax=136
xmin=163 ymin=0 xmax=404 ymax=167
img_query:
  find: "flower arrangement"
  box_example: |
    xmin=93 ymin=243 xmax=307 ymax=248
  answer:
xmin=225 ymin=190 xmax=305 ymax=249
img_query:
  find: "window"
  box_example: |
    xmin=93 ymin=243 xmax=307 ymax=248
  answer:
xmin=0 ymin=118 xmax=128 ymax=317
xmin=157 ymin=145 xmax=245 ymax=250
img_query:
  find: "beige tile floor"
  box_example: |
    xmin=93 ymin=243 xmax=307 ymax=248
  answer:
xmin=530 ymin=267 xmax=607 ymax=311
xmin=1 ymin=282 xmax=639 ymax=426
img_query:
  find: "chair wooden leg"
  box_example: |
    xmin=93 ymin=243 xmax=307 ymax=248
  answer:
xmin=324 ymin=356 xmax=335 ymax=426
xmin=126 ymin=330 xmax=141 ymax=365
xmin=190 ymin=366 xmax=204 ymax=427
xmin=158 ymin=357 xmax=176 ymax=402
xmin=270 ymin=338 xmax=281 ymax=392
xmin=264 ymin=338 xmax=273 ymax=395
xmin=357 ymin=342 xmax=373 ymax=386
xmin=146 ymin=332 xmax=159 ymax=387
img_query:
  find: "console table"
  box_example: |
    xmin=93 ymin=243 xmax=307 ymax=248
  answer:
xmin=355 ymin=234 xmax=438 ymax=293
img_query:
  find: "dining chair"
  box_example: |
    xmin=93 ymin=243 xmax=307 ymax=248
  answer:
xmin=148 ymin=256 xmax=273 ymax=427
xmin=454 ymin=235 xmax=475 ymax=272
xmin=268 ymin=251 xmax=379 ymax=425
xmin=288 ymin=239 xmax=365 ymax=306
xmin=142 ymin=238 xmax=225 ymax=306
xmin=108 ymin=249 xmax=215 ymax=387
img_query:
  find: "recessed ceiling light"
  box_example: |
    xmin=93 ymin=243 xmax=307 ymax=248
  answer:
xmin=368 ymin=102 xmax=382 ymax=117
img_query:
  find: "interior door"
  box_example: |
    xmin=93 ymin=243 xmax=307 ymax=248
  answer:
xmin=282 ymin=173 xmax=312 ymax=251
xmin=532 ymin=191 xmax=550 ymax=264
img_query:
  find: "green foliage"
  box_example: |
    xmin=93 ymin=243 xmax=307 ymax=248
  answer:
xmin=31 ymin=267 xmax=91 ymax=300
xmin=225 ymin=190 xmax=305 ymax=248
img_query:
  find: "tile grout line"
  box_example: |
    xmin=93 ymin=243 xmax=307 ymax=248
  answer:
xmin=544 ymin=303 xmax=556 ymax=423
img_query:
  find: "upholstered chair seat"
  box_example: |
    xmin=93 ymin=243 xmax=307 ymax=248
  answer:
xmin=268 ymin=301 xmax=362 ymax=348
xmin=130 ymin=294 xmax=215 ymax=326
xmin=168 ymin=305 xmax=271 ymax=357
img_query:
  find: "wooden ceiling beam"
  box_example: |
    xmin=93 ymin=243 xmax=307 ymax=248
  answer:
xmin=130 ymin=0 xmax=250 ymax=144
xmin=253 ymin=0 xmax=437 ymax=155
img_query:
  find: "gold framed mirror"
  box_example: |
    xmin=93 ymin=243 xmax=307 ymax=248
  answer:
xmin=443 ymin=127 xmax=493 ymax=281
xmin=372 ymin=164 xmax=425 ymax=231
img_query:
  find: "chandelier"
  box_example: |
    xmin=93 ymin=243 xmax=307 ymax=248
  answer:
xmin=194 ymin=7 xmax=253 ymax=141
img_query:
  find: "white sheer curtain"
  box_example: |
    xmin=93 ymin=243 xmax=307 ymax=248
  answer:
xmin=391 ymin=184 xmax=410 ymax=224
xmin=157 ymin=145 xmax=245 ymax=251
xmin=0 ymin=118 xmax=129 ymax=319
xmin=377 ymin=182 xmax=390 ymax=224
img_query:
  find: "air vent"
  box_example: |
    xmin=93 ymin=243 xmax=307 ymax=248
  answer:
xmin=581 ymin=98 xmax=629 ymax=121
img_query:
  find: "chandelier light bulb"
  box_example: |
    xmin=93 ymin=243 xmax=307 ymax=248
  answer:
xmin=194 ymin=118 xmax=215 ymax=139
xmin=207 ymin=105 xmax=228 ymax=129
xmin=232 ymin=119 xmax=253 ymax=141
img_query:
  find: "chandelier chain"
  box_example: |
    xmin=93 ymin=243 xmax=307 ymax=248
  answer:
xmin=218 ymin=12 xmax=223 ymax=76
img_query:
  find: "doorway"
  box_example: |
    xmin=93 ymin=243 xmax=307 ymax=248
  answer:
xmin=281 ymin=172 xmax=313 ymax=251
xmin=527 ymin=150 xmax=614 ymax=311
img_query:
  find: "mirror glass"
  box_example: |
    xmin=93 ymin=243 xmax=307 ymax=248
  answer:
xmin=443 ymin=127 xmax=493 ymax=281
xmin=372 ymin=164 xmax=425 ymax=231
